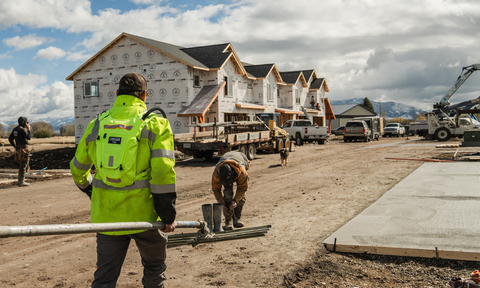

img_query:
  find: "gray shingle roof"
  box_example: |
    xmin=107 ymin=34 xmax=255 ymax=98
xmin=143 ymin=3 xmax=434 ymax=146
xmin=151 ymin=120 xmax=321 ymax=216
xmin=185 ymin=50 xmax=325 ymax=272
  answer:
xmin=181 ymin=43 xmax=231 ymax=69
xmin=310 ymin=78 xmax=325 ymax=90
xmin=243 ymin=64 xmax=275 ymax=78
xmin=331 ymin=104 xmax=359 ymax=115
xmin=302 ymin=70 xmax=314 ymax=81
xmin=279 ymin=71 xmax=302 ymax=84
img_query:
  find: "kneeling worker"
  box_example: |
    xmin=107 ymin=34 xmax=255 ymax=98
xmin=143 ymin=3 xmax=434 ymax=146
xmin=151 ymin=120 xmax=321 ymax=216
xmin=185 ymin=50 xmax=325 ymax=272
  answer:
xmin=212 ymin=151 xmax=250 ymax=230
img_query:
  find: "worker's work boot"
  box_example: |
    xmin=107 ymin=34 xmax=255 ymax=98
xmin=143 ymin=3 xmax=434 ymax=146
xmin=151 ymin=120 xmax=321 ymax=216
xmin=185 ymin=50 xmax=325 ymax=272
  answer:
xmin=17 ymin=175 xmax=30 ymax=187
xmin=233 ymin=199 xmax=245 ymax=228
xmin=212 ymin=203 xmax=224 ymax=232
xmin=233 ymin=218 xmax=244 ymax=228
xmin=223 ymin=216 xmax=234 ymax=231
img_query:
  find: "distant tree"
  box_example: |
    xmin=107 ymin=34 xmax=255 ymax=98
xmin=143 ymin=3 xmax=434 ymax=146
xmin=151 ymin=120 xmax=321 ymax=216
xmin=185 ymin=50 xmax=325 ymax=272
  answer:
xmin=59 ymin=123 xmax=75 ymax=136
xmin=8 ymin=123 xmax=17 ymax=133
xmin=34 ymin=129 xmax=52 ymax=138
xmin=363 ymin=97 xmax=375 ymax=112
xmin=413 ymin=112 xmax=427 ymax=120
xmin=388 ymin=118 xmax=410 ymax=125
xmin=0 ymin=125 xmax=4 ymax=138
xmin=415 ymin=116 xmax=427 ymax=121
xmin=31 ymin=121 xmax=55 ymax=136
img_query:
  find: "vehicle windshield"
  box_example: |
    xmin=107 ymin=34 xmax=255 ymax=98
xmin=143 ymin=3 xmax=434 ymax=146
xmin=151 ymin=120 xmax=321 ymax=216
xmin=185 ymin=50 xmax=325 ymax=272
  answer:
xmin=385 ymin=123 xmax=399 ymax=127
xmin=346 ymin=122 xmax=363 ymax=128
xmin=471 ymin=117 xmax=480 ymax=127
xmin=294 ymin=121 xmax=313 ymax=127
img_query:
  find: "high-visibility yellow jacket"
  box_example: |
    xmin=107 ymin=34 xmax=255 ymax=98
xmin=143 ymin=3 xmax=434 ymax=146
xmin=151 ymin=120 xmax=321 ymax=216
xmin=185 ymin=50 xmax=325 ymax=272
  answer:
xmin=212 ymin=151 xmax=250 ymax=204
xmin=70 ymin=95 xmax=177 ymax=235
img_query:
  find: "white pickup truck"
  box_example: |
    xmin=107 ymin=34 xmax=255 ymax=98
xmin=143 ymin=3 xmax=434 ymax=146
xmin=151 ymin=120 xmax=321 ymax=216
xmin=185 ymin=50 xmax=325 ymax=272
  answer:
xmin=382 ymin=122 xmax=406 ymax=137
xmin=282 ymin=119 xmax=329 ymax=146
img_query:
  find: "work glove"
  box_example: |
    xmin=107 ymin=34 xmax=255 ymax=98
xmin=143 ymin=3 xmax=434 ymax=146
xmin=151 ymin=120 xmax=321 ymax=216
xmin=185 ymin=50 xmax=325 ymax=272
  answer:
xmin=76 ymin=184 xmax=92 ymax=199
xmin=223 ymin=200 xmax=237 ymax=216
xmin=76 ymin=173 xmax=93 ymax=199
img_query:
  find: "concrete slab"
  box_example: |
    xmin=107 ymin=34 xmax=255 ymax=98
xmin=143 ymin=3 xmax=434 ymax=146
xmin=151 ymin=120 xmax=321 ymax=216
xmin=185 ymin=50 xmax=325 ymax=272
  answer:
xmin=323 ymin=162 xmax=480 ymax=260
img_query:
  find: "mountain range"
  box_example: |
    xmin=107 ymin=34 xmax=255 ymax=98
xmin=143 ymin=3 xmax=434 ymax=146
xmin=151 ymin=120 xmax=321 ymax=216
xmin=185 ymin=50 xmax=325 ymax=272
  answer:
xmin=329 ymin=98 xmax=425 ymax=120
xmin=0 ymin=116 xmax=74 ymax=133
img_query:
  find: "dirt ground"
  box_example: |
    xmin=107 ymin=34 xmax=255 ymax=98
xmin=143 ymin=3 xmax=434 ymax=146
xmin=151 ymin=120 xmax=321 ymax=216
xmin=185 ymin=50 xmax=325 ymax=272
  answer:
xmin=1 ymin=135 xmax=480 ymax=287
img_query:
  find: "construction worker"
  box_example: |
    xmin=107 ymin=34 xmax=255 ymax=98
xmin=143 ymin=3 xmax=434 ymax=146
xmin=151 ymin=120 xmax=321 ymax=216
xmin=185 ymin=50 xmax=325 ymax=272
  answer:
xmin=8 ymin=116 xmax=31 ymax=187
xmin=212 ymin=151 xmax=250 ymax=230
xmin=70 ymin=72 xmax=177 ymax=288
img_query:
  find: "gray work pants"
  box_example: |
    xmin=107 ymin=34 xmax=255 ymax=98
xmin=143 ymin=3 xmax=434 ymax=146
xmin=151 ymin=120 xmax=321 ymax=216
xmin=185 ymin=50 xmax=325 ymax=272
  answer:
xmin=91 ymin=230 xmax=168 ymax=288
xmin=15 ymin=147 xmax=29 ymax=179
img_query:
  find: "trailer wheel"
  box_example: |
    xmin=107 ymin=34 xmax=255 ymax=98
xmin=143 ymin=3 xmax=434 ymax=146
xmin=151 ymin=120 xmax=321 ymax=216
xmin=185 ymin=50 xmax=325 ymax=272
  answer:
xmin=435 ymin=127 xmax=451 ymax=141
xmin=284 ymin=138 xmax=291 ymax=151
xmin=275 ymin=139 xmax=285 ymax=153
xmin=239 ymin=145 xmax=247 ymax=155
xmin=295 ymin=133 xmax=303 ymax=146
xmin=203 ymin=151 xmax=214 ymax=160
xmin=246 ymin=144 xmax=256 ymax=160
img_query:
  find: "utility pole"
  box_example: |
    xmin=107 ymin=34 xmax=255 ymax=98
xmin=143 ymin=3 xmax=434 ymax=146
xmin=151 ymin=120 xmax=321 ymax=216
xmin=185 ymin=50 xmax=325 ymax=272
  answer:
xmin=379 ymin=100 xmax=382 ymax=118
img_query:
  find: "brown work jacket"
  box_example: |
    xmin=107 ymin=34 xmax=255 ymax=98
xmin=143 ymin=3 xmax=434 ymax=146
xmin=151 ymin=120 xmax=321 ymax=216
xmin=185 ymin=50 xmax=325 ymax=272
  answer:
xmin=212 ymin=153 xmax=249 ymax=204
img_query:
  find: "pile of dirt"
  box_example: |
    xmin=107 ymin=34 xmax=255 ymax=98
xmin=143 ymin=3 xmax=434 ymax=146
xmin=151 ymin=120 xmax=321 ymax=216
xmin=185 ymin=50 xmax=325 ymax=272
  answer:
xmin=282 ymin=247 xmax=478 ymax=287
xmin=0 ymin=147 xmax=76 ymax=170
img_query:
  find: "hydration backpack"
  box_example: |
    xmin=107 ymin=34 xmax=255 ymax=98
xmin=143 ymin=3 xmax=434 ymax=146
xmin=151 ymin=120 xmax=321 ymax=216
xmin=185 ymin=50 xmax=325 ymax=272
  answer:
xmin=94 ymin=108 xmax=166 ymax=188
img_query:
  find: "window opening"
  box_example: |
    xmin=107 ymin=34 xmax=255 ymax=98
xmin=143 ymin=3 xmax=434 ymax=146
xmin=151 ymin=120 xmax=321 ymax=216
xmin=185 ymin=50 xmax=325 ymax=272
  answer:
xmin=194 ymin=75 xmax=200 ymax=87
xmin=84 ymin=80 xmax=100 ymax=98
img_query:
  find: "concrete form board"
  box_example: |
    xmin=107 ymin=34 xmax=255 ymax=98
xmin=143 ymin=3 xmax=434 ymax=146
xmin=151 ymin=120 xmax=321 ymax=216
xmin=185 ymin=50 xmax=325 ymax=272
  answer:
xmin=323 ymin=162 xmax=480 ymax=260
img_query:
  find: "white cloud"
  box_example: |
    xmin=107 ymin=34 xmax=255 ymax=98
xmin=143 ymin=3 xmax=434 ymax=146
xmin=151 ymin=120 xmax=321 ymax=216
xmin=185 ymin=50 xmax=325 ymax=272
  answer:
xmin=66 ymin=50 xmax=93 ymax=62
xmin=0 ymin=68 xmax=73 ymax=119
xmin=130 ymin=0 xmax=163 ymax=4
xmin=0 ymin=52 xmax=12 ymax=59
xmin=3 ymin=34 xmax=52 ymax=50
xmin=34 ymin=46 xmax=67 ymax=60
xmin=1 ymin=0 xmax=480 ymax=116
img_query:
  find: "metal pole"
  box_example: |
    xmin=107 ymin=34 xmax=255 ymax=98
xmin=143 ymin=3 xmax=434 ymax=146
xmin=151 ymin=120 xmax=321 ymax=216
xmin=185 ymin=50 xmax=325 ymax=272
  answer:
xmin=0 ymin=221 xmax=204 ymax=238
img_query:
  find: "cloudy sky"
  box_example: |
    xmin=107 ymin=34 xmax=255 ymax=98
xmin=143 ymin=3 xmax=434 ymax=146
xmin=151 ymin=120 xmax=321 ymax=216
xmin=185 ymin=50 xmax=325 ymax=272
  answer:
xmin=1 ymin=0 xmax=480 ymax=122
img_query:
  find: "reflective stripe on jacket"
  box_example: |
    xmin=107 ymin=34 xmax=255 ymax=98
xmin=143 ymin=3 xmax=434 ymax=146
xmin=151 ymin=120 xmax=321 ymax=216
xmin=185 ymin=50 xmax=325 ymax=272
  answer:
xmin=70 ymin=95 xmax=177 ymax=235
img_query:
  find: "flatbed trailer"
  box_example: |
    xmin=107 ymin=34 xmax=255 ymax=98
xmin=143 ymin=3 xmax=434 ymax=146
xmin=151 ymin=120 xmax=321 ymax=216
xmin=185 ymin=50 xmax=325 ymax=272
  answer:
xmin=174 ymin=120 xmax=290 ymax=160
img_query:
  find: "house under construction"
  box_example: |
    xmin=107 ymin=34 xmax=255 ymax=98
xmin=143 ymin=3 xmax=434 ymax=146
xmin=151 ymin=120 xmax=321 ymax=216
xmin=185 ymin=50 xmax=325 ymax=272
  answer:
xmin=67 ymin=32 xmax=335 ymax=143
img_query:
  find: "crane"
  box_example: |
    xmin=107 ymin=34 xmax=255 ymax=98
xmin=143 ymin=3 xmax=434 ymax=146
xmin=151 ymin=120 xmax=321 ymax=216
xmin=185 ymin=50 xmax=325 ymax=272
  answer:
xmin=434 ymin=64 xmax=480 ymax=109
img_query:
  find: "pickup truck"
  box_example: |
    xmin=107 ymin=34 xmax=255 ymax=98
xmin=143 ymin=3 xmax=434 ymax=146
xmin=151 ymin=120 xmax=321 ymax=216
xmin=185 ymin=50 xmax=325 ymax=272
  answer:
xmin=343 ymin=120 xmax=372 ymax=142
xmin=383 ymin=122 xmax=405 ymax=137
xmin=282 ymin=119 xmax=329 ymax=146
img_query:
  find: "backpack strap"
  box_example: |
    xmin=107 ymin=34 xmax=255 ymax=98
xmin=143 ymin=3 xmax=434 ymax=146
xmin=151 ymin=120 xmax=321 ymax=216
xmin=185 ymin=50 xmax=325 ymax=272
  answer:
xmin=85 ymin=111 xmax=110 ymax=146
xmin=142 ymin=107 xmax=166 ymax=120
xmin=139 ymin=107 xmax=167 ymax=145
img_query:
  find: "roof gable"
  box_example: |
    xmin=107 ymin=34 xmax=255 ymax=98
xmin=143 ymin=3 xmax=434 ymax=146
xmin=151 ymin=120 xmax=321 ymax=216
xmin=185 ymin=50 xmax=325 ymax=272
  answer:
xmin=301 ymin=70 xmax=315 ymax=82
xmin=331 ymin=104 xmax=376 ymax=116
xmin=243 ymin=63 xmax=283 ymax=82
xmin=279 ymin=71 xmax=308 ymax=88
xmin=310 ymin=78 xmax=330 ymax=92
xmin=181 ymin=43 xmax=231 ymax=69
xmin=123 ymin=33 xmax=208 ymax=69
xmin=67 ymin=33 xmax=248 ymax=80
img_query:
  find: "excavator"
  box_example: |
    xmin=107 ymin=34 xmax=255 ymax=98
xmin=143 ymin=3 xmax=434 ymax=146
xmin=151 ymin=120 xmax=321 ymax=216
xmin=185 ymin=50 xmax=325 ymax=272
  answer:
xmin=427 ymin=64 xmax=480 ymax=141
